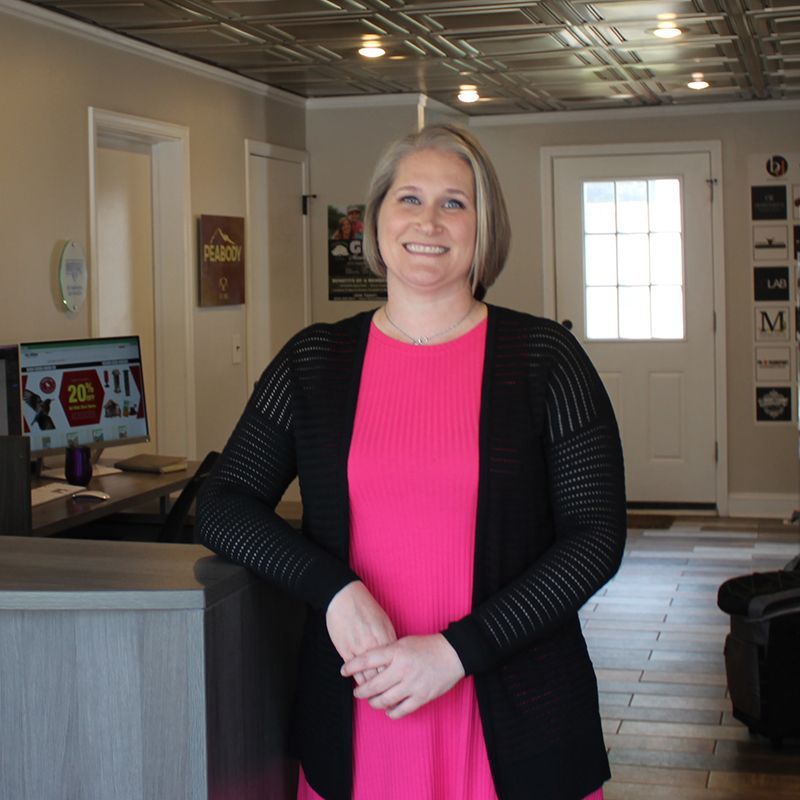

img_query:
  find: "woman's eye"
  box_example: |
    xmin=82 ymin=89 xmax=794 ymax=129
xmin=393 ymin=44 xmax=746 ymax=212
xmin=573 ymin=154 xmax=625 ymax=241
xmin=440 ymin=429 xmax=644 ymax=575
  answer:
xmin=443 ymin=198 xmax=465 ymax=209
xmin=399 ymin=195 xmax=421 ymax=205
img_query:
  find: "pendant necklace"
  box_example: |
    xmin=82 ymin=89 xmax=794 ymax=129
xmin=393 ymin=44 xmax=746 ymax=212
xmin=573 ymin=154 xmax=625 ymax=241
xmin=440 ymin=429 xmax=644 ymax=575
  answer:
xmin=383 ymin=302 xmax=475 ymax=345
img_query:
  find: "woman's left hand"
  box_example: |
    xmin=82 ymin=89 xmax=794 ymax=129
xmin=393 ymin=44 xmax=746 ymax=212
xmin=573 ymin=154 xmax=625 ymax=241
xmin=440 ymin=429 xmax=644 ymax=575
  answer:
xmin=341 ymin=634 xmax=465 ymax=720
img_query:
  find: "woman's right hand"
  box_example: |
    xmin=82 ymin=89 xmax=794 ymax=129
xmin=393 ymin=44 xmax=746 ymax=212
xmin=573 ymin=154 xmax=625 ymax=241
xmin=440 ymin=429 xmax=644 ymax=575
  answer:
xmin=326 ymin=581 xmax=397 ymax=684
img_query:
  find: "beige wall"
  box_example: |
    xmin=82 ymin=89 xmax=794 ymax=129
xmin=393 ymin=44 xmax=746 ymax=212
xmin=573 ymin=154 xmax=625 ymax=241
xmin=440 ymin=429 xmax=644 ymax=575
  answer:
xmin=471 ymin=109 xmax=800 ymax=501
xmin=0 ymin=8 xmax=305 ymax=459
xmin=2 ymin=2 xmax=797 ymax=509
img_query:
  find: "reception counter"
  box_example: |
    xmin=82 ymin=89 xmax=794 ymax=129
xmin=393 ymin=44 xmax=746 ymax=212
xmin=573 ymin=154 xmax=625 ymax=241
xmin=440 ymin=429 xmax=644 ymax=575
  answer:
xmin=0 ymin=536 xmax=304 ymax=800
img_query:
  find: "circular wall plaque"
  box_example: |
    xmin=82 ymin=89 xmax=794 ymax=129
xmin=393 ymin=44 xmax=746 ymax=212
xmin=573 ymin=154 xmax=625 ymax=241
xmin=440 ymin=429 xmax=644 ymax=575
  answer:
xmin=58 ymin=240 xmax=88 ymax=313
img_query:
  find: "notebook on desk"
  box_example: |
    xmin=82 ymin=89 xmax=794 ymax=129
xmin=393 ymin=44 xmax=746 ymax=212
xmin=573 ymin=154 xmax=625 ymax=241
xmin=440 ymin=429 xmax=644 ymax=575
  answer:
xmin=114 ymin=454 xmax=188 ymax=474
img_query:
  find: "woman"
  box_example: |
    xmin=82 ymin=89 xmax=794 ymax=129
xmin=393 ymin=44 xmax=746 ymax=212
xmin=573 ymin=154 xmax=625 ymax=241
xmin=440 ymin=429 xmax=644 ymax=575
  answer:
xmin=332 ymin=215 xmax=353 ymax=241
xmin=197 ymin=124 xmax=626 ymax=800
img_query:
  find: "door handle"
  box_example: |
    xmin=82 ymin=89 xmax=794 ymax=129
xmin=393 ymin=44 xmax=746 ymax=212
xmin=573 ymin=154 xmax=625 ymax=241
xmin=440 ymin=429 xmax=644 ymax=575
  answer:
xmin=561 ymin=319 xmax=573 ymax=330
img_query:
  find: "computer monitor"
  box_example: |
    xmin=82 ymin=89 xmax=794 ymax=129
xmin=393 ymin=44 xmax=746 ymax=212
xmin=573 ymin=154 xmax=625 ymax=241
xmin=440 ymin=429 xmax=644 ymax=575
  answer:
xmin=0 ymin=344 xmax=22 ymax=437
xmin=19 ymin=336 xmax=150 ymax=457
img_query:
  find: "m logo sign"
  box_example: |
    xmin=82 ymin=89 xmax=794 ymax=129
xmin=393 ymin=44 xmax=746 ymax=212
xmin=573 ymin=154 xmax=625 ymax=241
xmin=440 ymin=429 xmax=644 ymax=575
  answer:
xmin=755 ymin=306 xmax=789 ymax=341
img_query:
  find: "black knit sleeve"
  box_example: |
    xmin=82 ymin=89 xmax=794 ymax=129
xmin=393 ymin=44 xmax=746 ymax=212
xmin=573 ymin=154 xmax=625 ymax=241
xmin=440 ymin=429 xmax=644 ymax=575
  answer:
xmin=443 ymin=324 xmax=626 ymax=674
xmin=196 ymin=337 xmax=360 ymax=611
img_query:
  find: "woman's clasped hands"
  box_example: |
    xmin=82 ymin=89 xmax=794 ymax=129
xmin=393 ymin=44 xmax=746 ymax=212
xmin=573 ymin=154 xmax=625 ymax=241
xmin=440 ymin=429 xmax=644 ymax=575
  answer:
xmin=326 ymin=581 xmax=466 ymax=720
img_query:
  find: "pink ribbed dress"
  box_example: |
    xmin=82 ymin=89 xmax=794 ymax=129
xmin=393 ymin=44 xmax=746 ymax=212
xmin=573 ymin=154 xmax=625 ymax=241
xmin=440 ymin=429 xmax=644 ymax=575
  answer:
xmin=297 ymin=318 xmax=603 ymax=800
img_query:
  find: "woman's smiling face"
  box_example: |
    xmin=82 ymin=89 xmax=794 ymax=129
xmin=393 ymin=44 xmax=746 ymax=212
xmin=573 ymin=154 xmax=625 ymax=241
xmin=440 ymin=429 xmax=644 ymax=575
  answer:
xmin=377 ymin=148 xmax=477 ymax=297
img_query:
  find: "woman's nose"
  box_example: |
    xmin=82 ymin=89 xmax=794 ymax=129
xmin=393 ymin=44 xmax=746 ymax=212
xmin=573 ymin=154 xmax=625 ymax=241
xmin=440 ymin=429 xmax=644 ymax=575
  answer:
xmin=416 ymin=205 xmax=440 ymax=233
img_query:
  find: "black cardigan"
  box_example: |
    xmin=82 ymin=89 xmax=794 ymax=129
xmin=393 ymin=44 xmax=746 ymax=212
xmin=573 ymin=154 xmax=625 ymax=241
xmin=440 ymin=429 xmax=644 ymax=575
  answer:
xmin=197 ymin=305 xmax=627 ymax=800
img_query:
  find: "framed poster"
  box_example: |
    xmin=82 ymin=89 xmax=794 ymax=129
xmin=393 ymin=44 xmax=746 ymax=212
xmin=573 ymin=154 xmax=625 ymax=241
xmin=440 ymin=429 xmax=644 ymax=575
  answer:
xmin=327 ymin=204 xmax=387 ymax=301
xmin=198 ymin=215 xmax=245 ymax=306
xmin=793 ymin=185 xmax=800 ymax=221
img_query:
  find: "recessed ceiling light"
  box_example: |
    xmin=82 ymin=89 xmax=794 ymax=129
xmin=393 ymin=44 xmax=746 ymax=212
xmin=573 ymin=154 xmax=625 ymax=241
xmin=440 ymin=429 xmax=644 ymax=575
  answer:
xmin=687 ymin=72 xmax=709 ymax=90
xmin=358 ymin=45 xmax=386 ymax=58
xmin=457 ymin=86 xmax=480 ymax=103
xmin=653 ymin=22 xmax=683 ymax=39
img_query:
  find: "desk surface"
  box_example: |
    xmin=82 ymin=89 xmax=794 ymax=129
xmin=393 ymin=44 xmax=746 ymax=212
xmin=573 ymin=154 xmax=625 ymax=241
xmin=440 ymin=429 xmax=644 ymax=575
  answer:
xmin=31 ymin=462 xmax=198 ymax=537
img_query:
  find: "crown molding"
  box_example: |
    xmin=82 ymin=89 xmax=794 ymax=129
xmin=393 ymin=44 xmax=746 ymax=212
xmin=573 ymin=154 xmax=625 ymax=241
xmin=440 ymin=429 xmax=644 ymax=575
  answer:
xmin=0 ymin=0 xmax=305 ymax=107
xmin=306 ymin=93 xmax=427 ymax=111
xmin=468 ymin=97 xmax=800 ymax=127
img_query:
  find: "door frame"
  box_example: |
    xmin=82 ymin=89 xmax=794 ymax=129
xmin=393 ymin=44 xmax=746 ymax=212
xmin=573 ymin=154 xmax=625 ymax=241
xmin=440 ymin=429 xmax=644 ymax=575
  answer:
xmin=540 ymin=141 xmax=728 ymax=514
xmin=244 ymin=140 xmax=311 ymax=391
xmin=88 ymin=108 xmax=197 ymax=459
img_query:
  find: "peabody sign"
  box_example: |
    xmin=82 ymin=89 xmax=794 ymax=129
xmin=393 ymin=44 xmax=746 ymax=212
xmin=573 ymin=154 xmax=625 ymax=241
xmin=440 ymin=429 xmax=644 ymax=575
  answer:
xmin=198 ymin=215 xmax=245 ymax=306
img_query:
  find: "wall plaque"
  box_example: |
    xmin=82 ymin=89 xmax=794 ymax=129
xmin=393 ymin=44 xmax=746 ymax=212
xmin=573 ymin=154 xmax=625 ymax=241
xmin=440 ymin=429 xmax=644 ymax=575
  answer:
xmin=198 ymin=215 xmax=245 ymax=306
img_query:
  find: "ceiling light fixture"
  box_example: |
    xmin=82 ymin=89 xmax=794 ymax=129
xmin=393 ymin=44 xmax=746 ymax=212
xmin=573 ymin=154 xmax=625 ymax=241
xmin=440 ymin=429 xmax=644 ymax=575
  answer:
xmin=687 ymin=72 xmax=709 ymax=90
xmin=458 ymin=85 xmax=480 ymax=103
xmin=359 ymin=44 xmax=386 ymax=58
xmin=653 ymin=22 xmax=683 ymax=39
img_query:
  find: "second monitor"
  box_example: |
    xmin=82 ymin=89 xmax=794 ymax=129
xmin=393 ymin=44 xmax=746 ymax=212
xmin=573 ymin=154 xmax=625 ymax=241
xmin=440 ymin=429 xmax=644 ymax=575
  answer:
xmin=19 ymin=336 xmax=150 ymax=457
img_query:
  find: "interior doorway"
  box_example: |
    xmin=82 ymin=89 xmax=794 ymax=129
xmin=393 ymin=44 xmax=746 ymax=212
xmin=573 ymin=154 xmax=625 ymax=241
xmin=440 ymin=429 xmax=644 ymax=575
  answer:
xmin=89 ymin=108 xmax=196 ymax=459
xmin=245 ymin=141 xmax=310 ymax=389
xmin=542 ymin=142 xmax=727 ymax=512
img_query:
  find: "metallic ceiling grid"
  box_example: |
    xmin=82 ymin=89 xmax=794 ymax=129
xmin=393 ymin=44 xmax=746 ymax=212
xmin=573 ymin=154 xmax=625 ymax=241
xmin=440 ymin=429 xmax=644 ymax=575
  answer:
xmin=24 ymin=0 xmax=800 ymax=114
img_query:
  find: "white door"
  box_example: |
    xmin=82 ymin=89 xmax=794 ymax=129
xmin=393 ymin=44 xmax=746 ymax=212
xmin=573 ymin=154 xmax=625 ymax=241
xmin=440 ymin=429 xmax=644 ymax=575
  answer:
xmin=246 ymin=147 xmax=309 ymax=386
xmin=95 ymin=142 xmax=157 ymax=457
xmin=553 ymin=152 xmax=717 ymax=506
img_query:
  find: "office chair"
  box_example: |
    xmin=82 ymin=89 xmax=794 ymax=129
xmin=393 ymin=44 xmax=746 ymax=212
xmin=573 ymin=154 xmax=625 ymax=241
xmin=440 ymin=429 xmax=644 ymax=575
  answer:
xmin=158 ymin=450 xmax=219 ymax=544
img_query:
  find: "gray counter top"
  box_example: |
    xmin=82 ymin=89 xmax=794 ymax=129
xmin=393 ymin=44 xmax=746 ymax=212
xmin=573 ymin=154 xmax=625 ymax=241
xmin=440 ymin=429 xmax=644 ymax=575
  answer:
xmin=0 ymin=535 xmax=249 ymax=610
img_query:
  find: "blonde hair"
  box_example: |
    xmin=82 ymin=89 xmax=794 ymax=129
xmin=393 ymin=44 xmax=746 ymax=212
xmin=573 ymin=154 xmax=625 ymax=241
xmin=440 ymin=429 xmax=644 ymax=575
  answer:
xmin=363 ymin=124 xmax=510 ymax=296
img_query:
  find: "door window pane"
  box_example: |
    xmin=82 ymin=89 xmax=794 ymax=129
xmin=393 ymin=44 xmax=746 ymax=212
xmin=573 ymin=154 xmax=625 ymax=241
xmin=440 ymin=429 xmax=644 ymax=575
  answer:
xmin=583 ymin=182 xmax=616 ymax=233
xmin=583 ymin=178 xmax=684 ymax=340
xmin=585 ymin=234 xmax=617 ymax=285
xmin=586 ymin=287 xmax=618 ymax=338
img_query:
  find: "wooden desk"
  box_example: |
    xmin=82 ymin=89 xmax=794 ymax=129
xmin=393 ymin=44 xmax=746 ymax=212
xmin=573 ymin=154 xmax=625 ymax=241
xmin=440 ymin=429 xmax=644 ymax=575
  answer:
xmin=30 ymin=462 xmax=198 ymax=537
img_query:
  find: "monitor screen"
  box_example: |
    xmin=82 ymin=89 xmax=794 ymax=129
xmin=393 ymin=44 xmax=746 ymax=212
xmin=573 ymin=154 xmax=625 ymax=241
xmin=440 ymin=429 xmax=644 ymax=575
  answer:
xmin=19 ymin=336 xmax=150 ymax=456
xmin=0 ymin=344 xmax=22 ymax=437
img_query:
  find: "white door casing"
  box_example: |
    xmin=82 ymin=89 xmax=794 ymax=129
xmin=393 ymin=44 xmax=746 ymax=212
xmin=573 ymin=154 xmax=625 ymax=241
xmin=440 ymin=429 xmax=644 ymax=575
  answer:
xmin=95 ymin=142 xmax=157 ymax=457
xmin=89 ymin=108 xmax=196 ymax=459
xmin=542 ymin=143 xmax=727 ymax=511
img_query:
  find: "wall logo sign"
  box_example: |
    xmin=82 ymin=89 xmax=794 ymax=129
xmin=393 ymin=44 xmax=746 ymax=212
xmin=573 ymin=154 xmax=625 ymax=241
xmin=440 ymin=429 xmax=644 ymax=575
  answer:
xmin=755 ymin=306 xmax=789 ymax=341
xmin=751 ymin=185 xmax=788 ymax=220
xmin=756 ymin=386 xmax=791 ymax=422
xmin=198 ymin=215 xmax=245 ymax=307
xmin=766 ymin=155 xmax=789 ymax=178
xmin=753 ymin=266 xmax=790 ymax=302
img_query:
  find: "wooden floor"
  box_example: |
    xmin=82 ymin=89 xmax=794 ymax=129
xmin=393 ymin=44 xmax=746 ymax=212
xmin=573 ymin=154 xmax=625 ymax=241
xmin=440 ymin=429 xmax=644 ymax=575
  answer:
xmin=584 ymin=517 xmax=800 ymax=799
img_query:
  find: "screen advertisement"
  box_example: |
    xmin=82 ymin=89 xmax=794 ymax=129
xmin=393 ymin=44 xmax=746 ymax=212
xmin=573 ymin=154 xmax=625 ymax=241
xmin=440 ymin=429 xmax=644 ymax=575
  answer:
xmin=19 ymin=337 xmax=149 ymax=455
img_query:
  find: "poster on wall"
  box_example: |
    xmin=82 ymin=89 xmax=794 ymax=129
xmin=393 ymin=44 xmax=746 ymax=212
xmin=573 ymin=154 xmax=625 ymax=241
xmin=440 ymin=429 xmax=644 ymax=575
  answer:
xmin=793 ymin=185 xmax=800 ymax=220
xmin=756 ymin=386 xmax=792 ymax=422
xmin=327 ymin=204 xmax=387 ymax=301
xmin=751 ymin=185 xmax=788 ymax=220
xmin=755 ymin=305 xmax=790 ymax=341
xmin=198 ymin=215 xmax=245 ymax=306
xmin=754 ymin=266 xmax=790 ymax=302
xmin=794 ymin=225 xmax=800 ymax=260
xmin=755 ymin=347 xmax=791 ymax=382
xmin=752 ymin=224 xmax=789 ymax=260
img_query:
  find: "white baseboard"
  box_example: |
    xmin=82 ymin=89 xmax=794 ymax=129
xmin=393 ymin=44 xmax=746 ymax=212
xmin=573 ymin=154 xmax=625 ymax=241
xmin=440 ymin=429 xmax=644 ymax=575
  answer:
xmin=727 ymin=492 xmax=800 ymax=520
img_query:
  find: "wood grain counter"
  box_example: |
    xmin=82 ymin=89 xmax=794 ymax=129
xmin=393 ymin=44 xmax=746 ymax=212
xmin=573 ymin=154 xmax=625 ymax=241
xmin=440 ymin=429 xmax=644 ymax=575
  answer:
xmin=0 ymin=536 xmax=303 ymax=800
